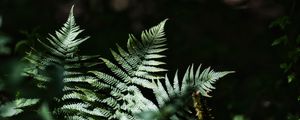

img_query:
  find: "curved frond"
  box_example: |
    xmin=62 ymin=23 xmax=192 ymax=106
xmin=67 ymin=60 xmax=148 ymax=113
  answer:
xmin=152 ymin=64 xmax=234 ymax=119
xmin=38 ymin=6 xmax=89 ymax=58
xmin=20 ymin=6 xmax=102 ymax=119
xmin=90 ymin=19 xmax=169 ymax=119
xmin=100 ymin=19 xmax=168 ymax=89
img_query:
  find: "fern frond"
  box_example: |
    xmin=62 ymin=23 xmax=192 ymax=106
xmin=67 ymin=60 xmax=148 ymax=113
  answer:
xmin=0 ymin=98 xmax=39 ymax=117
xmin=152 ymin=64 xmax=234 ymax=119
xmin=90 ymin=20 xmax=169 ymax=119
xmin=99 ymin=19 xmax=168 ymax=88
xmin=161 ymin=64 xmax=233 ymax=97
xmin=60 ymin=103 xmax=111 ymax=117
xmin=19 ymin=6 xmax=103 ymax=119
xmin=137 ymin=88 xmax=194 ymax=120
xmin=38 ymin=6 xmax=89 ymax=58
xmin=193 ymin=65 xmax=234 ymax=97
xmin=5 ymin=5 xmax=235 ymax=120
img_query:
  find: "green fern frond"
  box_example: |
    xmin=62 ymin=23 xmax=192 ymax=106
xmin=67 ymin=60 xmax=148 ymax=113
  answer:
xmin=1 ymin=5 xmax=235 ymax=120
xmin=137 ymin=87 xmax=194 ymax=120
xmin=193 ymin=65 xmax=234 ymax=97
xmin=101 ymin=19 xmax=168 ymax=88
xmin=18 ymin=6 xmax=102 ymax=119
xmin=0 ymin=98 xmax=39 ymax=117
xmin=158 ymin=64 xmax=233 ymax=98
xmin=152 ymin=64 xmax=233 ymax=119
xmin=89 ymin=19 xmax=169 ymax=119
xmin=38 ymin=6 xmax=89 ymax=58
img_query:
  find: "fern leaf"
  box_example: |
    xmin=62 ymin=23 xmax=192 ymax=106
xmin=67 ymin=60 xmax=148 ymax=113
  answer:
xmin=97 ymin=19 xmax=168 ymax=87
xmin=11 ymin=6 xmax=235 ymax=120
xmin=165 ymin=74 xmax=175 ymax=96
xmin=20 ymin=6 xmax=105 ymax=119
xmin=152 ymin=64 xmax=233 ymax=119
xmin=90 ymin=19 xmax=169 ymax=119
xmin=0 ymin=98 xmax=39 ymax=117
xmin=38 ymin=6 xmax=89 ymax=57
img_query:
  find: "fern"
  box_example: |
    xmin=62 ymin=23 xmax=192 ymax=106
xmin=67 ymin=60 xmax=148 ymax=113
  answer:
xmin=86 ymin=19 xmax=168 ymax=119
xmin=21 ymin=6 xmax=100 ymax=119
xmin=101 ymin=19 xmax=168 ymax=88
xmin=0 ymin=6 xmax=234 ymax=120
xmin=89 ymin=18 xmax=233 ymax=119
xmin=0 ymin=98 xmax=39 ymax=117
xmin=152 ymin=64 xmax=234 ymax=119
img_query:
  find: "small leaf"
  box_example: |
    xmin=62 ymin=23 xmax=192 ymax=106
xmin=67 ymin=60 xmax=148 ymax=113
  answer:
xmin=0 ymin=98 xmax=39 ymax=117
xmin=271 ymin=35 xmax=288 ymax=46
xmin=233 ymin=115 xmax=248 ymax=120
xmin=288 ymin=74 xmax=296 ymax=83
xmin=38 ymin=103 xmax=53 ymax=120
xmin=269 ymin=16 xmax=290 ymax=29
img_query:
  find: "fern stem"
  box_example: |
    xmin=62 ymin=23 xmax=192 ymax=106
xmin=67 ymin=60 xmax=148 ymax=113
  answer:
xmin=193 ymin=91 xmax=204 ymax=120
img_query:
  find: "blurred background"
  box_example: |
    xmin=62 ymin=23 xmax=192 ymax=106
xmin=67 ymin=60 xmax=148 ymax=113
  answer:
xmin=0 ymin=0 xmax=299 ymax=120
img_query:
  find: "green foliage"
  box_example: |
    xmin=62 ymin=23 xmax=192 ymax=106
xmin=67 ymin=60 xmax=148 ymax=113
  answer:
xmin=271 ymin=35 xmax=288 ymax=46
xmin=137 ymin=87 xmax=194 ymax=120
xmin=287 ymin=114 xmax=300 ymax=120
xmin=15 ymin=27 xmax=42 ymax=55
xmin=23 ymin=6 xmax=100 ymax=119
xmin=270 ymin=16 xmax=300 ymax=83
xmin=0 ymin=6 xmax=233 ymax=120
xmin=232 ymin=115 xmax=249 ymax=120
xmin=0 ymin=98 xmax=39 ymax=117
xmin=86 ymin=19 xmax=168 ymax=119
xmin=153 ymin=65 xmax=233 ymax=119
xmin=270 ymin=15 xmax=300 ymax=119
xmin=38 ymin=103 xmax=53 ymax=120
xmin=269 ymin=16 xmax=290 ymax=30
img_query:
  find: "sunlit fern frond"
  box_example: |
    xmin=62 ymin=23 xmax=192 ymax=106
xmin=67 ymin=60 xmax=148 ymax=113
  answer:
xmin=105 ymin=19 xmax=168 ymax=89
xmin=18 ymin=6 xmax=101 ymax=119
xmin=24 ymin=5 xmax=99 ymax=84
xmin=1 ymin=5 xmax=235 ymax=120
xmin=152 ymin=64 xmax=234 ymax=119
xmin=38 ymin=6 xmax=89 ymax=58
xmin=89 ymin=19 xmax=168 ymax=119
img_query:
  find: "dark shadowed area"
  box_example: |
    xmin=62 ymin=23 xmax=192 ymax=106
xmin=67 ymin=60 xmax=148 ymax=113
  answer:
xmin=0 ymin=0 xmax=299 ymax=120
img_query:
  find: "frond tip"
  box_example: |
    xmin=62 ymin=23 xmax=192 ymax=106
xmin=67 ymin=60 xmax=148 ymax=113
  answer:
xmin=193 ymin=65 xmax=234 ymax=97
xmin=38 ymin=5 xmax=89 ymax=58
xmin=153 ymin=64 xmax=234 ymax=108
xmin=97 ymin=19 xmax=169 ymax=89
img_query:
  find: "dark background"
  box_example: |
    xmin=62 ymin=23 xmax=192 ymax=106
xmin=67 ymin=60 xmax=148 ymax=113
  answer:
xmin=0 ymin=0 xmax=299 ymax=120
